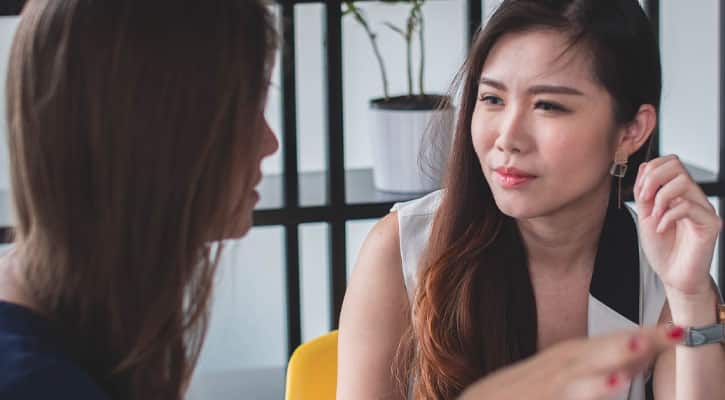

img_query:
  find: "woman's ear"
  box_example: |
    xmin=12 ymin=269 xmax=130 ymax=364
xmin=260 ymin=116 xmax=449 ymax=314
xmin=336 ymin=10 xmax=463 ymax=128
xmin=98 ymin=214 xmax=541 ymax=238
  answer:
xmin=615 ymin=104 xmax=657 ymax=156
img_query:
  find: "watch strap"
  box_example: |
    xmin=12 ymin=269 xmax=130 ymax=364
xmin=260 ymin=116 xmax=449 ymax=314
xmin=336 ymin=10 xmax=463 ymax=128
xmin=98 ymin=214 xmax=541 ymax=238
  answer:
xmin=683 ymin=324 xmax=725 ymax=347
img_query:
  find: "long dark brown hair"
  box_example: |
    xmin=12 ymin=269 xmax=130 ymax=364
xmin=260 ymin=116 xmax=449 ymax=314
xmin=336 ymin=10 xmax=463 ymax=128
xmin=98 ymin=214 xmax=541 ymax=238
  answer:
xmin=5 ymin=0 xmax=276 ymax=398
xmin=394 ymin=0 xmax=661 ymax=398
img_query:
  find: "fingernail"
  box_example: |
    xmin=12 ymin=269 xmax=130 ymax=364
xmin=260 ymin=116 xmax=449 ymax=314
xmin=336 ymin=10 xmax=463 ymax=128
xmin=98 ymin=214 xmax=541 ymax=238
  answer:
xmin=667 ymin=325 xmax=684 ymax=341
xmin=628 ymin=336 xmax=641 ymax=352
xmin=606 ymin=373 xmax=620 ymax=388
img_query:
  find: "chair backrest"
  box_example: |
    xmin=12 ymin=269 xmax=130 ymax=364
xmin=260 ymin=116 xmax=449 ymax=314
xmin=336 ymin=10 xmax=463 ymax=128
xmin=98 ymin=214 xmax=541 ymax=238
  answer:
xmin=285 ymin=330 xmax=338 ymax=400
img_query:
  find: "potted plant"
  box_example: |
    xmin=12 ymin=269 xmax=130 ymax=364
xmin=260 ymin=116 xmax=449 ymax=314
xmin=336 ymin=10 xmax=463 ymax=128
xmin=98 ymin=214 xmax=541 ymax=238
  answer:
xmin=344 ymin=0 xmax=453 ymax=193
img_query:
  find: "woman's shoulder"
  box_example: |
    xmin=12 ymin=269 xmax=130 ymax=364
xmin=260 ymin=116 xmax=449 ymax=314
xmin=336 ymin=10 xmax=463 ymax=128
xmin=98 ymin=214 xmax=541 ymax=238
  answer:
xmin=386 ymin=190 xmax=445 ymax=298
xmin=391 ymin=189 xmax=444 ymax=218
xmin=0 ymin=302 xmax=109 ymax=400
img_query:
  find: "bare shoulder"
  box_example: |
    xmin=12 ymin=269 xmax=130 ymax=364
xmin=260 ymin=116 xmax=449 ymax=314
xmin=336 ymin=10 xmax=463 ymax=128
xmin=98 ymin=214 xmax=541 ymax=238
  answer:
xmin=355 ymin=211 xmax=402 ymax=273
xmin=341 ymin=211 xmax=406 ymax=321
xmin=337 ymin=212 xmax=409 ymax=400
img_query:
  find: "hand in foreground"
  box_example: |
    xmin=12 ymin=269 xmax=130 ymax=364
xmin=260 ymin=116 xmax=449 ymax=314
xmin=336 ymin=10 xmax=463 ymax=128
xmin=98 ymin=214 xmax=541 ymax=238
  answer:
xmin=459 ymin=325 xmax=683 ymax=400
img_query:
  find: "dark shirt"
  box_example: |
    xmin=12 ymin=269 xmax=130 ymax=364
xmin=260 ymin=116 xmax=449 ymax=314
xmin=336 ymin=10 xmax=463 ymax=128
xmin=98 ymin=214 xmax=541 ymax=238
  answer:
xmin=0 ymin=301 xmax=110 ymax=399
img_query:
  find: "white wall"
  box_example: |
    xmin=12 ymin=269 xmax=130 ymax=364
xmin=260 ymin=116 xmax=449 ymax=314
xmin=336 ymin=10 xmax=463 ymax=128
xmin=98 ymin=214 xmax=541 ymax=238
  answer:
xmin=342 ymin=1 xmax=467 ymax=170
xmin=289 ymin=1 xmax=468 ymax=174
xmin=196 ymin=228 xmax=288 ymax=372
xmin=659 ymin=0 xmax=721 ymax=281
xmin=659 ymin=0 xmax=720 ymax=173
xmin=0 ymin=17 xmax=17 ymax=193
xmin=299 ymin=223 xmax=331 ymax=342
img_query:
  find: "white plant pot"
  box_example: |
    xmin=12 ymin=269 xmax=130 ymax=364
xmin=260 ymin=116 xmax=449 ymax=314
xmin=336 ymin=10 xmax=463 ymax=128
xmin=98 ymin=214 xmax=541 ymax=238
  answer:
xmin=369 ymin=99 xmax=453 ymax=193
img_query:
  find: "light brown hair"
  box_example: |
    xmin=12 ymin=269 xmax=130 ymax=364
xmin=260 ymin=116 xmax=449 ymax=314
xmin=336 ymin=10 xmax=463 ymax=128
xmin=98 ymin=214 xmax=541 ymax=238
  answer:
xmin=6 ymin=0 xmax=276 ymax=398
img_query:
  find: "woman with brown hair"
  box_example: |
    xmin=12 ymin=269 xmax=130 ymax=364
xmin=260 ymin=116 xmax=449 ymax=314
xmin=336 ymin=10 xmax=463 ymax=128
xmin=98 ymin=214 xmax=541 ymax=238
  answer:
xmin=0 ymin=0 xmax=690 ymax=399
xmin=339 ymin=0 xmax=725 ymax=399
xmin=0 ymin=0 xmax=278 ymax=398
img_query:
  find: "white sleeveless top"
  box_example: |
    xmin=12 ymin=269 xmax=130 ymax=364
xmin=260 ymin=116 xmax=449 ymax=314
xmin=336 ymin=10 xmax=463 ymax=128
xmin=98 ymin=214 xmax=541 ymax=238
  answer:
xmin=391 ymin=190 xmax=667 ymax=400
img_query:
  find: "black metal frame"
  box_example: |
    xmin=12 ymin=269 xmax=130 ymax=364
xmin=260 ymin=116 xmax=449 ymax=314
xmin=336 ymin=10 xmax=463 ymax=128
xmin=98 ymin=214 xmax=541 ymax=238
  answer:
xmin=2 ymin=0 xmax=724 ymax=360
xmin=271 ymin=0 xmax=484 ymax=356
xmin=0 ymin=1 xmax=23 ymax=16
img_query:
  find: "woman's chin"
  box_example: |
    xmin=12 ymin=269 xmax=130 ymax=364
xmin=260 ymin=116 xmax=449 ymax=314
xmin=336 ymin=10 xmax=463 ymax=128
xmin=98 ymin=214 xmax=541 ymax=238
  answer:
xmin=221 ymin=214 xmax=253 ymax=241
xmin=494 ymin=198 xmax=539 ymax=219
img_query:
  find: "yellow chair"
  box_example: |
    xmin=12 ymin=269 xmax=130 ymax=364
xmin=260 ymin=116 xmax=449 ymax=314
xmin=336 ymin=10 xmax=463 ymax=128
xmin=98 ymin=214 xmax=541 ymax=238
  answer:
xmin=285 ymin=330 xmax=338 ymax=400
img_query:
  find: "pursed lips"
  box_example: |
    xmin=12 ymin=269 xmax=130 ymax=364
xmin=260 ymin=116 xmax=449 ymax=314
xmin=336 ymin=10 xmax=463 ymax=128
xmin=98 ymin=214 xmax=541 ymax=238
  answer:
xmin=493 ymin=166 xmax=536 ymax=187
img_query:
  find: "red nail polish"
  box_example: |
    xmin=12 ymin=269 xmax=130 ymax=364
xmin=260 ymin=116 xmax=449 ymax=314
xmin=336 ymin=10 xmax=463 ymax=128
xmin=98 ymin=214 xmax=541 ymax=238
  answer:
xmin=628 ymin=336 xmax=641 ymax=352
xmin=606 ymin=373 xmax=619 ymax=388
xmin=667 ymin=326 xmax=684 ymax=341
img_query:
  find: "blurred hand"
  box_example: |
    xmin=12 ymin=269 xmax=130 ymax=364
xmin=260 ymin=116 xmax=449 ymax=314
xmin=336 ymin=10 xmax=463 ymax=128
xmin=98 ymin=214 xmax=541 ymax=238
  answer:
xmin=459 ymin=325 xmax=682 ymax=400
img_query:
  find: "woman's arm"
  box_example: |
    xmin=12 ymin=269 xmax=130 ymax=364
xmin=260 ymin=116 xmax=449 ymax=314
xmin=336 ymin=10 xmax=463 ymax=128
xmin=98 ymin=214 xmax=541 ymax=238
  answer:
xmin=634 ymin=155 xmax=725 ymax=399
xmin=654 ymin=293 xmax=725 ymax=400
xmin=337 ymin=212 xmax=409 ymax=400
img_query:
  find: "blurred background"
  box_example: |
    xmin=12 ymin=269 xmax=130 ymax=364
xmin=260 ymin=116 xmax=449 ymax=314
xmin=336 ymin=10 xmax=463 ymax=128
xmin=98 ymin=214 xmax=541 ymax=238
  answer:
xmin=0 ymin=1 xmax=722 ymax=398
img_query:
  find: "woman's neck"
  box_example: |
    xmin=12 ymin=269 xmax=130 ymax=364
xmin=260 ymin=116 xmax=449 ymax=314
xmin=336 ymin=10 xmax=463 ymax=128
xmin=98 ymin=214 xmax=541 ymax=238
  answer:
xmin=0 ymin=247 xmax=38 ymax=311
xmin=517 ymin=186 xmax=611 ymax=277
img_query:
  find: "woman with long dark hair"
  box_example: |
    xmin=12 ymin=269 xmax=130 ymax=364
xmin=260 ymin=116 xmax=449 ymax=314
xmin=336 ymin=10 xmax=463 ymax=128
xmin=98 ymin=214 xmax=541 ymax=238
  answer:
xmin=339 ymin=0 xmax=725 ymax=399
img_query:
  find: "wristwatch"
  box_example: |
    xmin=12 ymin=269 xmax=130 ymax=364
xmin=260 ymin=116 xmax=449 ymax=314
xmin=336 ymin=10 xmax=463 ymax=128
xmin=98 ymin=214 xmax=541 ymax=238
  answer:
xmin=681 ymin=304 xmax=725 ymax=347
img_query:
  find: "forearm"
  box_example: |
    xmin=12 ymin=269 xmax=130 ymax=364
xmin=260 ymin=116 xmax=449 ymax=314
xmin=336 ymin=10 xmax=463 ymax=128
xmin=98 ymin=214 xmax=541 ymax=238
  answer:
xmin=667 ymin=288 xmax=725 ymax=400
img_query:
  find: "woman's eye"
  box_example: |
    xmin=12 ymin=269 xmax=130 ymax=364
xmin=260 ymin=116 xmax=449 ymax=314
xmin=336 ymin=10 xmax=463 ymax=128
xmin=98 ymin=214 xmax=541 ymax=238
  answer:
xmin=479 ymin=95 xmax=504 ymax=106
xmin=535 ymin=101 xmax=567 ymax=112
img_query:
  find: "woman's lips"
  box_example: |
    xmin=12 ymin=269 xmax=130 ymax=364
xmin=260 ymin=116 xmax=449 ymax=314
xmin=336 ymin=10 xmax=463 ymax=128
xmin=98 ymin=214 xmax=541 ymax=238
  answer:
xmin=494 ymin=167 xmax=536 ymax=188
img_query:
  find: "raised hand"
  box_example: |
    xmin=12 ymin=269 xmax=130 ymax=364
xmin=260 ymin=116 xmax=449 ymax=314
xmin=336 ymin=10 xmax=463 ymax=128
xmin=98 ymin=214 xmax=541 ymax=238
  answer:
xmin=633 ymin=155 xmax=721 ymax=297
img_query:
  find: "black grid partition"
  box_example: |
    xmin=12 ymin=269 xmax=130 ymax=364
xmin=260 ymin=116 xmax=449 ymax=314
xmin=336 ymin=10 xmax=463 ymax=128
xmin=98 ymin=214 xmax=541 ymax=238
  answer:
xmin=1 ymin=0 xmax=724 ymax=360
xmin=256 ymin=0 xmax=482 ymax=356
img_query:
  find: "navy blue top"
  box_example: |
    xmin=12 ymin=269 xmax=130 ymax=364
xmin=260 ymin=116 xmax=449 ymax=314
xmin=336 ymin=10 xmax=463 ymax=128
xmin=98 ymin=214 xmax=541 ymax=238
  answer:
xmin=0 ymin=301 xmax=110 ymax=399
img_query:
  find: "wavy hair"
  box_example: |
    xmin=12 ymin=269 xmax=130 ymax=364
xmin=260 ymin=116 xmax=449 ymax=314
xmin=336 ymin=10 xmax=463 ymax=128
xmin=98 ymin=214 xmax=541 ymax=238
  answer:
xmin=394 ymin=0 xmax=660 ymax=398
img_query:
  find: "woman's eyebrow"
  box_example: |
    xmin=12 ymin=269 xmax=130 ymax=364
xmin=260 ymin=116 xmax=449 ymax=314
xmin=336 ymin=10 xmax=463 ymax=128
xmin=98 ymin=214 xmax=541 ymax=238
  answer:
xmin=479 ymin=76 xmax=584 ymax=96
xmin=528 ymin=84 xmax=584 ymax=96
xmin=479 ymin=77 xmax=507 ymax=90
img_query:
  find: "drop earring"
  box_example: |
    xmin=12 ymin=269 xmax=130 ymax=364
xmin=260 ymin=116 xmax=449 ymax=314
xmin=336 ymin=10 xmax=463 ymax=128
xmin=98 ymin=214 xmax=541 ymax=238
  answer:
xmin=609 ymin=153 xmax=628 ymax=209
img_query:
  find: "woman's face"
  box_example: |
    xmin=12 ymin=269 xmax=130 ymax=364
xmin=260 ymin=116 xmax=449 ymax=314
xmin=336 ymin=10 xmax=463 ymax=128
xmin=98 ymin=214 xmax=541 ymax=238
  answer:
xmin=472 ymin=29 xmax=620 ymax=219
xmin=227 ymin=115 xmax=279 ymax=239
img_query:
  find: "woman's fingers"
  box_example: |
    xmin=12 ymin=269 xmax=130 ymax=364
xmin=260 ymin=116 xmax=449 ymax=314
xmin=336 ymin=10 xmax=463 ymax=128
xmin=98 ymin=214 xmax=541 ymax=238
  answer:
xmin=562 ymin=371 xmax=630 ymax=400
xmin=560 ymin=325 xmax=682 ymax=400
xmin=580 ymin=325 xmax=679 ymax=375
xmin=646 ymin=173 xmax=714 ymax=228
xmin=655 ymin=198 xmax=719 ymax=234
xmin=635 ymin=156 xmax=682 ymax=204
xmin=634 ymin=155 xmax=711 ymax=221
xmin=460 ymin=325 xmax=682 ymax=400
